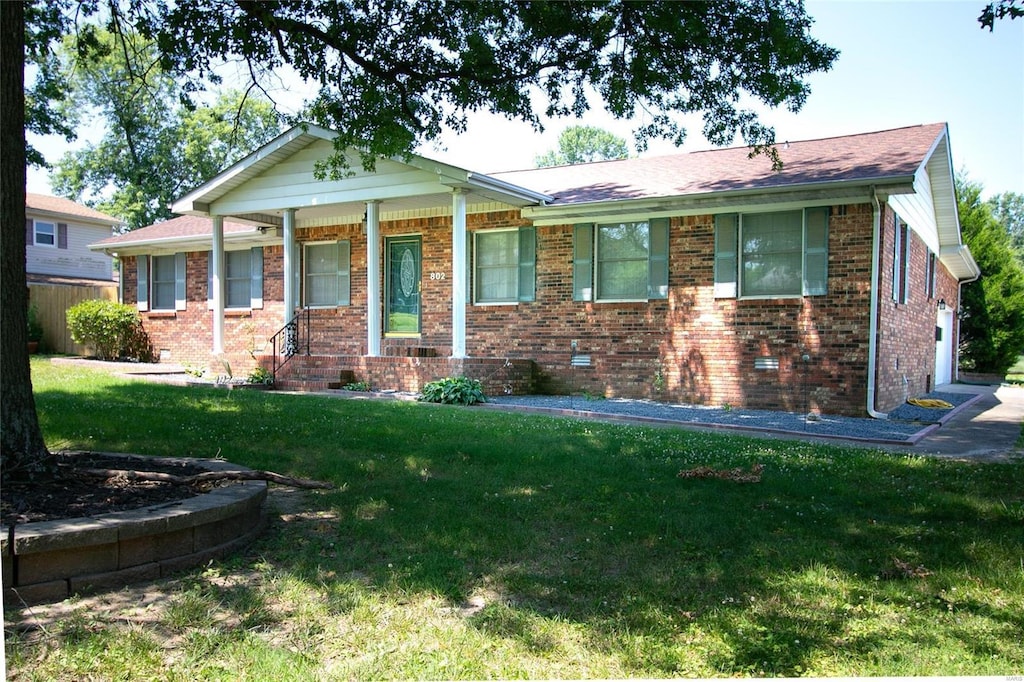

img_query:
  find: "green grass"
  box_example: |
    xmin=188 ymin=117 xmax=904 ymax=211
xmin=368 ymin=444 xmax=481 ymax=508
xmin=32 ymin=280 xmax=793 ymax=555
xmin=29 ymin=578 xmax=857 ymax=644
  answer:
xmin=6 ymin=358 xmax=1024 ymax=679
xmin=1007 ymin=354 xmax=1024 ymax=385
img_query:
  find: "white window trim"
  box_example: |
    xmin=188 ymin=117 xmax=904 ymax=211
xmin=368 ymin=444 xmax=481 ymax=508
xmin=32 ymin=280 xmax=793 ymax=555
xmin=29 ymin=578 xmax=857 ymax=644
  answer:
xmin=594 ymin=221 xmax=651 ymax=302
xmin=302 ymin=240 xmax=351 ymax=309
xmin=150 ymin=254 xmax=177 ymax=311
xmin=720 ymin=209 xmax=827 ymax=300
xmin=33 ymin=220 xmax=56 ymax=248
xmin=473 ymin=227 xmax=520 ymax=306
xmin=224 ymin=249 xmax=252 ymax=310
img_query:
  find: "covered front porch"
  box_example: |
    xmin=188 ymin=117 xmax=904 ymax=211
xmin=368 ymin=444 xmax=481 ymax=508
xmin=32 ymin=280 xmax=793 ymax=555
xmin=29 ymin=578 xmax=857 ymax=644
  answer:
xmin=169 ymin=124 xmax=550 ymax=393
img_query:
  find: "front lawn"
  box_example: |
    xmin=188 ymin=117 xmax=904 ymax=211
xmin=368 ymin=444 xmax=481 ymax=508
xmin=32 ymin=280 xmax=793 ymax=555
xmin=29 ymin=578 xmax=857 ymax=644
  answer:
xmin=5 ymin=359 xmax=1023 ymax=679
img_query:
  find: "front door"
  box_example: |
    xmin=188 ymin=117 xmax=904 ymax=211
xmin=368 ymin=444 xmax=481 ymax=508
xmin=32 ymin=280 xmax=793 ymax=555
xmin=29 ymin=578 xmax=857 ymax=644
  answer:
xmin=385 ymin=236 xmax=421 ymax=335
xmin=935 ymin=308 xmax=954 ymax=385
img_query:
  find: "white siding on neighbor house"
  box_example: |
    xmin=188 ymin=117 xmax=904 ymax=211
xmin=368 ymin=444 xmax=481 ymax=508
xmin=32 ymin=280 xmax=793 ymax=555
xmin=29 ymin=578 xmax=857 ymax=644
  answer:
xmin=208 ymin=140 xmax=461 ymax=215
xmin=26 ymin=215 xmax=114 ymax=280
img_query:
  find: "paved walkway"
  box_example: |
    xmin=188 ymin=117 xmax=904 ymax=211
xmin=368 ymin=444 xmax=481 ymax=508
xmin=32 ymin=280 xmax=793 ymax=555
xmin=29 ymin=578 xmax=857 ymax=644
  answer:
xmin=887 ymin=383 xmax=1024 ymax=462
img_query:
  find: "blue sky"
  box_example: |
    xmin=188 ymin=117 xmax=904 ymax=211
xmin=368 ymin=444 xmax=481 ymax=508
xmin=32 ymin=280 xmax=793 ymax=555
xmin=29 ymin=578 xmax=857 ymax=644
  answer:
xmin=426 ymin=1 xmax=1024 ymax=199
xmin=28 ymin=1 xmax=1023 ymax=200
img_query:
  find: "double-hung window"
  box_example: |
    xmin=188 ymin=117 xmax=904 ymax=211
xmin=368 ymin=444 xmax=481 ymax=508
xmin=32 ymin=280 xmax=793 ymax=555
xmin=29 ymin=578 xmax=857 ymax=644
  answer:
xmin=137 ymin=253 xmax=186 ymax=312
xmin=27 ymin=219 xmax=67 ymax=248
xmin=473 ymin=227 xmax=535 ymax=304
xmin=33 ymin=220 xmax=56 ymax=247
xmin=714 ymin=208 xmax=828 ymax=298
xmin=304 ymin=241 xmax=351 ymax=307
xmin=573 ymin=219 xmax=669 ymax=302
xmin=206 ymin=247 xmax=264 ymax=310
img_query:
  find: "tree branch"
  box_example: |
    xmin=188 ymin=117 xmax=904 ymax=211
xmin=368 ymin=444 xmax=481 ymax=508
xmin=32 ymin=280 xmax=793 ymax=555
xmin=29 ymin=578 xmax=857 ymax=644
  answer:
xmin=72 ymin=466 xmax=336 ymax=490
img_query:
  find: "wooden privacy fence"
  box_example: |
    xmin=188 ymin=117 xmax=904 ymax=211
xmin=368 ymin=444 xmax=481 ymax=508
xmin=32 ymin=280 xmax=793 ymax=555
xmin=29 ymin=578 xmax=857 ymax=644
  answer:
xmin=28 ymin=282 xmax=118 ymax=355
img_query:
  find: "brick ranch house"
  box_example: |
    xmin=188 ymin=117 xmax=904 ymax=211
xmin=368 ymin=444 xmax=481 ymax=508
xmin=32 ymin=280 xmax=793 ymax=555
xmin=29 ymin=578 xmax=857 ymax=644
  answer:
xmin=90 ymin=122 xmax=980 ymax=417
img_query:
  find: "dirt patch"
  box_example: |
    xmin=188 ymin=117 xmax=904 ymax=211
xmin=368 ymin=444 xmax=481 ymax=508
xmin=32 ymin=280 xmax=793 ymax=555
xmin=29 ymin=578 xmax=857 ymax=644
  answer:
xmin=1 ymin=452 xmax=214 ymax=525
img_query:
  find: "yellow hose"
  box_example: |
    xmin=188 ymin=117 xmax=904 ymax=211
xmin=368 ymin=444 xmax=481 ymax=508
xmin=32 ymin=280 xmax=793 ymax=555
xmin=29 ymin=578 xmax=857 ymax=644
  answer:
xmin=907 ymin=398 xmax=953 ymax=409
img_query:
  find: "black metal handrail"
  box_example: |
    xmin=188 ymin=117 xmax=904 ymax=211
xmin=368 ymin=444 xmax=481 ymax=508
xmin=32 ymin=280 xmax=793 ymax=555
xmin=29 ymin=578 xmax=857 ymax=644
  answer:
xmin=270 ymin=308 xmax=311 ymax=381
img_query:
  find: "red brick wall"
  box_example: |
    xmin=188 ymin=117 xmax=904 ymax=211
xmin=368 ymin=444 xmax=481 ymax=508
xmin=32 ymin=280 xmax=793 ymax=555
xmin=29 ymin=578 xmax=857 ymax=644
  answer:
xmin=122 ymin=202 xmax=962 ymax=416
xmin=122 ymin=250 xmax=285 ymax=375
xmin=874 ymin=206 xmax=962 ymax=411
xmin=464 ymin=206 xmax=876 ymax=415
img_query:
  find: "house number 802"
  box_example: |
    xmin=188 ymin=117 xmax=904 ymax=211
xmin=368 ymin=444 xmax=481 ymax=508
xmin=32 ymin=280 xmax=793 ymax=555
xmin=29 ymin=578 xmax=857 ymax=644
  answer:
xmin=429 ymin=272 xmax=446 ymax=280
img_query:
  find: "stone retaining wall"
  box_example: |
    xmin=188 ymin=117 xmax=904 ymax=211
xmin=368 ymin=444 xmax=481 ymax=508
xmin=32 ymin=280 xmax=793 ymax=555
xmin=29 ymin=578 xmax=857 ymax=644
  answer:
xmin=2 ymin=455 xmax=267 ymax=607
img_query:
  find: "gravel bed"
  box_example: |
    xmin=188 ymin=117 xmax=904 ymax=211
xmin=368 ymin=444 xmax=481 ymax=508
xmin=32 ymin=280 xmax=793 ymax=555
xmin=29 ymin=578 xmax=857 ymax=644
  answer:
xmin=487 ymin=392 xmax=973 ymax=444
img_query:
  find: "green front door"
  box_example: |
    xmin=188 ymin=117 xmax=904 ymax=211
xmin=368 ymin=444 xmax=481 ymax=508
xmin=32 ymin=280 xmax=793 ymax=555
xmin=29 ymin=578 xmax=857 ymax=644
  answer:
xmin=385 ymin=237 xmax=421 ymax=335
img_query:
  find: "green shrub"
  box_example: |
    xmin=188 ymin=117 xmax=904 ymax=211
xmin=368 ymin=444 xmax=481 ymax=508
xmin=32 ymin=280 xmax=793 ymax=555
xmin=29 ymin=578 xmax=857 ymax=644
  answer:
xmin=418 ymin=376 xmax=487 ymax=405
xmin=247 ymin=366 xmax=274 ymax=385
xmin=66 ymin=299 xmax=153 ymax=361
xmin=27 ymin=304 xmax=44 ymax=343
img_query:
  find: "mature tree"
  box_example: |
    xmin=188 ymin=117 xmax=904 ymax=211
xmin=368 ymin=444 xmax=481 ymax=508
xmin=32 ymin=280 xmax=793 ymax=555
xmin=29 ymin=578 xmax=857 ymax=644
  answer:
xmin=988 ymin=191 xmax=1024 ymax=254
xmin=957 ymin=177 xmax=1024 ymax=374
xmin=535 ymin=125 xmax=629 ymax=167
xmin=5 ymin=0 xmax=839 ymax=478
xmin=979 ymin=0 xmax=1023 ymax=29
xmin=156 ymin=1 xmax=839 ymax=173
xmin=51 ymin=28 xmax=281 ymax=230
xmin=2 ymin=0 xmax=53 ymax=479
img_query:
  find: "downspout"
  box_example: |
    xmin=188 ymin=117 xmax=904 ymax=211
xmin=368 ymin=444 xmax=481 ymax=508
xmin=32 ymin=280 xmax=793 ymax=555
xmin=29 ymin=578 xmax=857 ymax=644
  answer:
xmin=866 ymin=189 xmax=887 ymax=419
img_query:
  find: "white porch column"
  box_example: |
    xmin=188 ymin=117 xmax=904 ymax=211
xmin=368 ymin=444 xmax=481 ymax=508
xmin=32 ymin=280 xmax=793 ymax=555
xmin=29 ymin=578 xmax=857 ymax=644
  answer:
xmin=282 ymin=208 xmax=297 ymax=325
xmin=451 ymin=189 xmax=467 ymax=358
xmin=211 ymin=215 xmax=225 ymax=354
xmin=365 ymin=201 xmax=382 ymax=357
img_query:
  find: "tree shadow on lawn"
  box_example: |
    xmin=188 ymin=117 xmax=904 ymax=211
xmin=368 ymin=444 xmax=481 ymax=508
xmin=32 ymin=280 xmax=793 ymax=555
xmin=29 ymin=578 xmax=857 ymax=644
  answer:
xmin=31 ymin=379 xmax=1024 ymax=676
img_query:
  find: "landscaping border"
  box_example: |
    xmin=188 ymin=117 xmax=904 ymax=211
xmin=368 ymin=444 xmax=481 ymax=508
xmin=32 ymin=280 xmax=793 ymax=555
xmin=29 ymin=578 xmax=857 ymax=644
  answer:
xmin=2 ymin=453 xmax=267 ymax=607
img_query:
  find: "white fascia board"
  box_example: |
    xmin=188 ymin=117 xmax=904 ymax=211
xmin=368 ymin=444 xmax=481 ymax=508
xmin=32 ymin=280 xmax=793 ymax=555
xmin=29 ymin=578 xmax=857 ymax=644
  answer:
xmin=939 ymin=244 xmax=981 ymax=281
xmin=88 ymin=229 xmax=276 ymax=256
xmin=465 ymin=172 xmax=553 ymax=206
xmin=395 ymin=153 xmax=552 ymax=206
xmin=524 ymin=178 xmax=914 ymax=225
xmin=208 ymin=180 xmax=453 ymax=216
xmin=171 ymin=124 xmax=338 ymax=215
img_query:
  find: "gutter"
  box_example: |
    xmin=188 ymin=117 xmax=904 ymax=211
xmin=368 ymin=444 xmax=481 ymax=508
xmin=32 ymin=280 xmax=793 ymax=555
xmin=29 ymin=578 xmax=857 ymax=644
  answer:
xmin=88 ymin=228 xmax=274 ymax=257
xmin=521 ymin=175 xmax=918 ymax=223
xmin=866 ymin=189 xmax=888 ymax=419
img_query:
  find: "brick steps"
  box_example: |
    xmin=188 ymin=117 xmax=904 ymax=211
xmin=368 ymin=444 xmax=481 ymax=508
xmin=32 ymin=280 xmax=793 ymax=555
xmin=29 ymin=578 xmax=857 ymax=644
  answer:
xmin=265 ymin=354 xmax=536 ymax=397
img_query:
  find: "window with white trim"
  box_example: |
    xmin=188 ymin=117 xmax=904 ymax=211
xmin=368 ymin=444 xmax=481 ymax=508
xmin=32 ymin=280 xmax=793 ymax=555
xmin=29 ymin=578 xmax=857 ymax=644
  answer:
xmin=137 ymin=253 xmax=186 ymax=312
xmin=151 ymin=255 xmax=177 ymax=310
xmin=714 ymin=208 xmax=828 ymax=298
xmin=33 ymin=220 xmax=56 ymax=247
xmin=573 ymin=219 xmax=669 ymax=302
xmin=303 ymin=241 xmax=351 ymax=307
xmin=205 ymin=247 xmax=264 ymax=310
xmin=473 ymin=227 xmax=535 ymax=304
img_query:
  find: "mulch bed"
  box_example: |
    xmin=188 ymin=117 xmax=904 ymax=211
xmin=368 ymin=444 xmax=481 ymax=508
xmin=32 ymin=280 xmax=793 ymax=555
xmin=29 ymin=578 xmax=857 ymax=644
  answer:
xmin=1 ymin=453 xmax=212 ymax=525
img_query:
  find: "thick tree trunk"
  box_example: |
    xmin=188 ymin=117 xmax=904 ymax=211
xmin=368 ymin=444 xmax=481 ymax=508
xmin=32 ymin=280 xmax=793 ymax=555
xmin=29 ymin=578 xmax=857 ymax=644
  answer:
xmin=1 ymin=0 xmax=55 ymax=482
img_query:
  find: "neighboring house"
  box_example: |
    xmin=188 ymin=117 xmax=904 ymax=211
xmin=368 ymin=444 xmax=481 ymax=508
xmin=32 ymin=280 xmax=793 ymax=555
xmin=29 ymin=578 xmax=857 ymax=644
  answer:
xmin=27 ymin=193 xmax=119 ymax=283
xmin=90 ymin=122 xmax=980 ymax=417
xmin=27 ymin=193 xmax=121 ymax=354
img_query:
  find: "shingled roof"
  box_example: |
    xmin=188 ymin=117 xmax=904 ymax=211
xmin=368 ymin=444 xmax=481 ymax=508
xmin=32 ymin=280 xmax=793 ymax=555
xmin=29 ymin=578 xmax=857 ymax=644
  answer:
xmin=27 ymin=193 xmax=121 ymax=224
xmin=90 ymin=215 xmax=267 ymax=254
xmin=490 ymin=123 xmax=949 ymax=205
